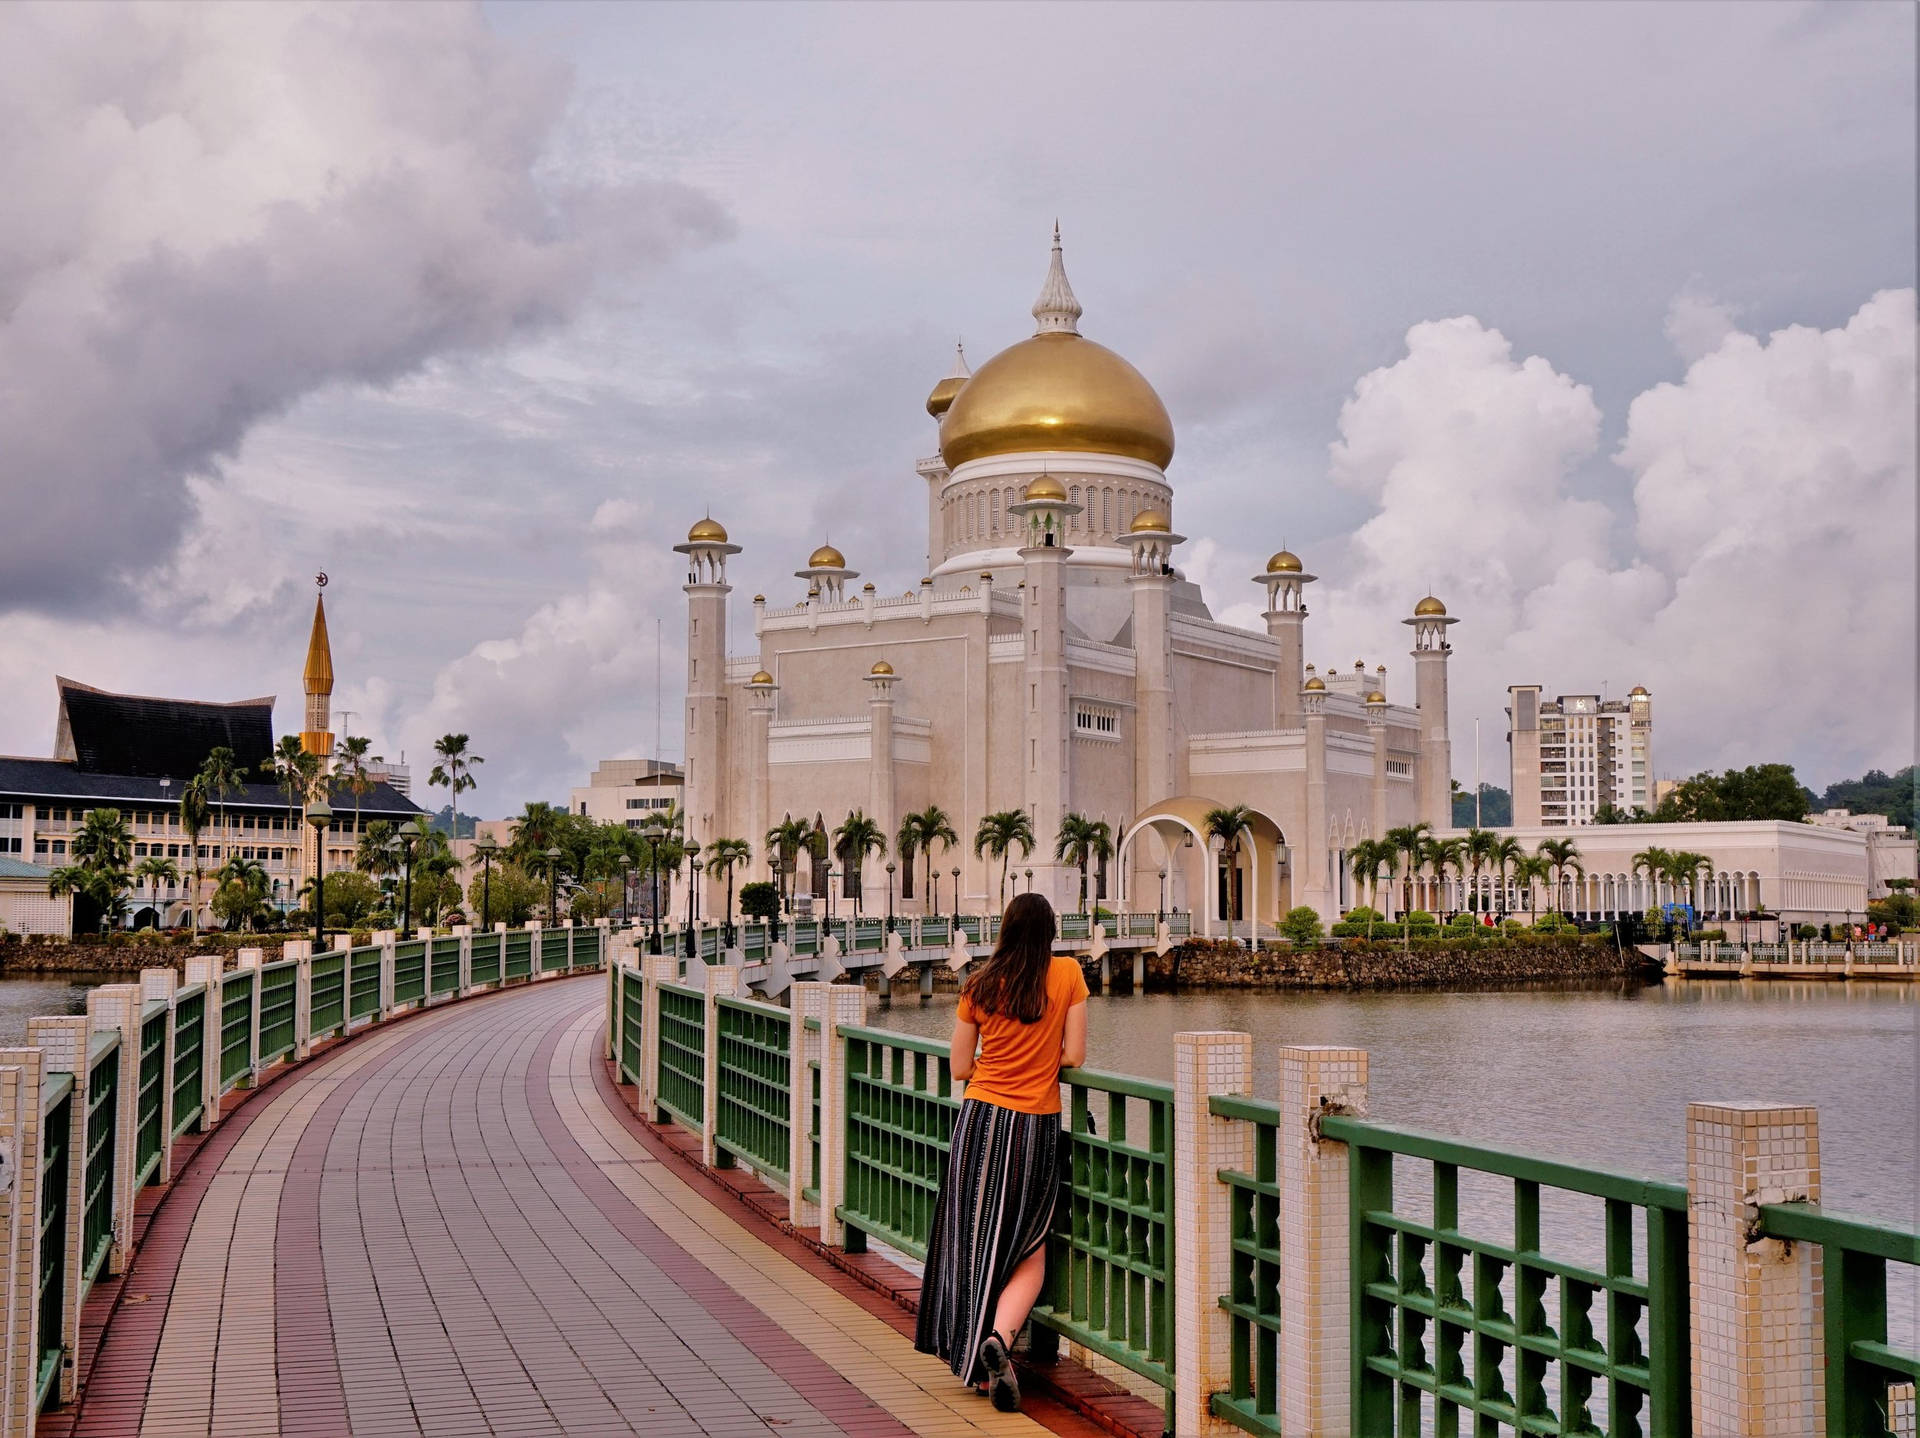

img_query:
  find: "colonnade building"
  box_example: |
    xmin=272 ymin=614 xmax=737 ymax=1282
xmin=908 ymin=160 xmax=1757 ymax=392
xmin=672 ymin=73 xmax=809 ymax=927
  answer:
xmin=675 ymin=232 xmax=1456 ymax=926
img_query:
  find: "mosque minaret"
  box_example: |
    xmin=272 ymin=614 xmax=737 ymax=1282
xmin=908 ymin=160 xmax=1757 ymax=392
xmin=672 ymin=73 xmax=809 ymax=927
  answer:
xmin=676 ymin=230 xmax=1453 ymax=930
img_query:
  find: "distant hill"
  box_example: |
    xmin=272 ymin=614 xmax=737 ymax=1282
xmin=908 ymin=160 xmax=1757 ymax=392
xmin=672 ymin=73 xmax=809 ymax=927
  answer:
xmin=424 ymin=805 xmax=478 ymax=839
xmin=1453 ymin=784 xmax=1512 ymax=827
xmin=1819 ymin=766 xmax=1914 ymax=830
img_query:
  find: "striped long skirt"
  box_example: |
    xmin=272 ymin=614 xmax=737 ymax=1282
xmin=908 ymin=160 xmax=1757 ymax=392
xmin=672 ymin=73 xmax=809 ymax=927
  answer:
xmin=914 ymin=1098 xmax=1061 ymax=1385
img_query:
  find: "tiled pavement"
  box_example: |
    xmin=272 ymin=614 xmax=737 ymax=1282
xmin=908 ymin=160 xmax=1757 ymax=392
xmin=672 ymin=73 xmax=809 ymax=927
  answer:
xmin=49 ymin=979 xmax=1087 ymax=1438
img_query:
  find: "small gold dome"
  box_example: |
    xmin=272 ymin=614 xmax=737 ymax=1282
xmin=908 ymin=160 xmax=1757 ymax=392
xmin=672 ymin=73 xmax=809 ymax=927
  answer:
xmin=1128 ymin=508 xmax=1171 ymax=533
xmin=1304 ymin=676 xmax=1326 ymax=691
xmin=1629 ymin=685 xmax=1649 ymax=697
xmin=1024 ymin=475 xmax=1068 ymax=502
xmin=749 ymin=670 xmax=774 ymax=686
xmin=1266 ymin=550 xmax=1302 ymax=573
xmin=687 ymin=516 xmax=728 ymax=543
xmin=870 ymin=660 xmax=894 ymax=676
xmin=1366 ymin=690 xmax=1386 ymax=704
xmin=808 ymin=543 xmax=845 ymax=569
xmin=940 ymin=332 xmax=1175 ymax=470
xmin=752 ymin=593 xmax=765 ymax=603
xmin=926 ymin=374 xmax=967 ymax=419
xmin=1414 ymin=594 xmax=1447 ymax=617
xmin=862 ymin=582 xmax=875 ymax=592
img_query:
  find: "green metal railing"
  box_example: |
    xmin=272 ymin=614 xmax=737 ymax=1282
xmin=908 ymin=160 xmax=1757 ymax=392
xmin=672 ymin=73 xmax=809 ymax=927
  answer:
xmin=134 ymin=999 xmax=168 ymax=1189
xmin=713 ymin=995 xmax=790 ymax=1183
xmin=219 ymin=970 xmax=254 ymax=1089
xmin=81 ymin=1036 xmax=119 ymax=1291
xmin=541 ymin=928 xmax=569 ymax=972
xmin=471 ymin=931 xmax=503 ymax=987
xmin=349 ymin=944 xmax=382 ymax=1020
xmin=654 ymin=982 xmax=706 ymax=1133
xmin=838 ymin=1026 xmax=959 ymax=1259
xmin=170 ymin=985 xmax=205 ymax=1135
xmin=310 ymin=950 xmax=347 ymax=1039
xmin=505 ymin=929 xmax=533 ymax=980
xmin=1318 ymin=1115 xmax=1690 ymax=1438
xmin=1759 ymin=1203 xmax=1920 ymax=1437
xmin=1208 ymin=1095 xmax=1286 ymax=1431
xmin=393 ymin=938 xmax=427 ymax=1005
xmin=619 ymin=969 xmax=644 ymax=1086
xmin=37 ymin=1074 xmax=72 ymax=1413
xmin=257 ymin=960 xmax=298 ymax=1065
xmin=1034 ymin=1068 xmax=1175 ymax=1395
xmin=431 ymin=935 xmax=462 ymax=997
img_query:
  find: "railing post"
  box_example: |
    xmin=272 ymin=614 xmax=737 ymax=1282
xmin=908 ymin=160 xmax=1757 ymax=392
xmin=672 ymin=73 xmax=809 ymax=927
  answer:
xmin=84 ymin=986 xmax=142 ymax=1276
xmin=185 ymin=955 xmax=222 ymax=1131
xmin=527 ymin=921 xmax=543 ymax=982
xmin=284 ymin=939 xmax=313 ymax=1061
xmin=814 ymin=984 xmax=868 ymax=1249
xmin=26 ymin=1016 xmax=88 ymax=1405
xmin=640 ymin=950 xmax=677 ymax=1121
xmin=141 ymin=968 xmax=178 ymax=1182
xmin=788 ymin=983 xmax=828 ymax=1229
xmin=1278 ymin=1045 xmax=1369 ymax=1438
xmin=594 ymin=917 xmax=612 ymax=970
xmin=236 ymin=947 xmax=264 ymax=1083
xmin=456 ymin=924 xmax=473 ymax=997
xmin=0 ymin=1050 xmax=45 ymax=1437
xmin=699 ymin=965 xmax=740 ymax=1168
xmin=1686 ymin=1101 xmax=1823 ymax=1436
xmin=1171 ymin=1031 xmax=1253 ymax=1436
xmin=376 ymin=930 xmax=396 ymax=1019
xmin=565 ymin=919 xmax=576 ymax=969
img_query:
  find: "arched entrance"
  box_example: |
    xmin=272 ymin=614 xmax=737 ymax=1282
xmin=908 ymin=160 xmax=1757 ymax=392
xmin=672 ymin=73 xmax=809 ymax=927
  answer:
xmin=1118 ymin=797 xmax=1290 ymax=939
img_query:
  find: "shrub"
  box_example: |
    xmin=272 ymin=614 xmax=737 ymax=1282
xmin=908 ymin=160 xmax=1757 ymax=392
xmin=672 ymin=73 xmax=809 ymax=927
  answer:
xmin=1448 ymin=913 xmax=1478 ymax=931
xmin=1532 ymin=912 xmax=1567 ymax=933
xmin=1405 ymin=910 xmax=1439 ymax=930
xmin=1344 ymin=905 xmax=1383 ymax=923
xmin=1503 ymin=919 xmax=1526 ymax=933
xmin=1794 ymin=924 xmax=1819 ymax=940
xmin=1692 ymin=928 xmax=1727 ymax=943
xmin=1280 ymin=906 xmax=1324 ymax=944
xmin=1332 ymin=921 xmax=1405 ymax=939
xmin=738 ymin=880 xmax=780 ymax=921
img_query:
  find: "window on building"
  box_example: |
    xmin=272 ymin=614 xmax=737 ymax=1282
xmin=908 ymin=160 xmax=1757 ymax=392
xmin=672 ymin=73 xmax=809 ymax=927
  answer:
xmin=1074 ymin=705 xmax=1118 ymax=736
xmin=1 ymin=837 xmax=18 ymax=854
xmin=34 ymin=840 xmax=47 ymax=855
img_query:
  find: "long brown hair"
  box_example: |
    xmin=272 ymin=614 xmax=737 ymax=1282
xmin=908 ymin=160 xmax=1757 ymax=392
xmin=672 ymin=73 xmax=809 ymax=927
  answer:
xmin=962 ymin=892 xmax=1057 ymax=1023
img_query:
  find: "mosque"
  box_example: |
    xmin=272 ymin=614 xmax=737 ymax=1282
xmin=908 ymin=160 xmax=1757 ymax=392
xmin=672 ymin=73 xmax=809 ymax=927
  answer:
xmin=676 ymin=231 xmax=1454 ymax=929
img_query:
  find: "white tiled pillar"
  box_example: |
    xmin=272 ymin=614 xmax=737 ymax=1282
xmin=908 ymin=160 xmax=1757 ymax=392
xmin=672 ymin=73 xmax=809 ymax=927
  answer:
xmin=141 ymin=968 xmax=179 ymax=1179
xmin=1279 ymin=1045 xmax=1369 ymax=1438
xmin=283 ymin=939 xmax=313 ymax=1060
xmin=700 ymin=965 xmax=740 ymax=1169
xmin=640 ymin=950 xmax=678 ymax=1121
xmin=0 ymin=1048 xmax=47 ymax=1437
xmin=27 ymin=1015 xmax=88 ymax=1403
xmin=185 ymin=955 xmax=222 ymax=1131
xmin=376 ymin=930 xmax=396 ymax=1018
xmin=789 ymin=983 xmax=830 ymax=1229
xmin=84 ymin=985 xmax=143 ymax=1275
xmin=1686 ymin=1102 xmax=1823 ymax=1437
xmin=236 ymin=947 xmax=264 ymax=1083
xmin=527 ymin=921 xmax=543 ymax=982
xmin=1171 ymin=1031 xmax=1253 ymax=1437
xmin=813 ymin=984 xmax=868 ymax=1249
xmin=456 ymin=924 xmax=473 ymax=996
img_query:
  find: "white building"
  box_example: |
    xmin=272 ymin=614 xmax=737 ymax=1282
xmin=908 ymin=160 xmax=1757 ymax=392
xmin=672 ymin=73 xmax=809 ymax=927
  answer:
xmin=1507 ymin=685 xmax=1654 ymax=825
xmin=570 ymin=759 xmax=685 ymax=830
xmin=0 ymin=857 xmax=70 ymax=937
xmin=1806 ymin=808 xmax=1916 ymax=900
xmin=675 ymin=230 xmax=1458 ymax=928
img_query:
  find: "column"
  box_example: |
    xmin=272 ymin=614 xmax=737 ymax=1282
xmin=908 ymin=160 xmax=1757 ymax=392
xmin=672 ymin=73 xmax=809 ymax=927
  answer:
xmin=866 ymin=668 xmax=898 ymax=916
xmin=1171 ymin=1031 xmax=1252 ymax=1436
xmin=1279 ymin=1046 xmax=1369 ymax=1438
xmin=26 ymin=1015 xmax=88 ymax=1403
xmin=1366 ymin=696 xmax=1389 ymax=840
xmin=0 ymin=1047 xmax=45 ymax=1434
xmin=1686 ymin=1102 xmax=1823 ymax=1436
xmin=676 ymin=527 xmax=739 ymax=916
xmin=1018 ymin=499 xmax=1076 ymax=905
xmin=186 ymin=955 xmax=223 ymax=1131
xmin=1407 ymin=604 xmax=1457 ymax=831
xmin=788 ymin=983 xmax=829 ymax=1229
xmin=700 ymin=964 xmax=740 ymax=1169
xmin=142 ymin=967 xmax=179 ymax=1180
xmin=84 ymin=984 xmax=143 ymax=1275
xmin=640 ymin=949 xmax=677 ymax=1121
xmin=814 ymin=983 xmax=869 ymax=1248
xmin=1131 ymin=552 xmax=1176 ymax=809
xmin=1303 ymin=684 xmax=1332 ymax=919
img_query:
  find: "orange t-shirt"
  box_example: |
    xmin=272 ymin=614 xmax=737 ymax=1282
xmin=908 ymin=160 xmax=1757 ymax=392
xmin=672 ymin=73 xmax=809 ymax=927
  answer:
xmin=956 ymin=955 xmax=1090 ymax=1114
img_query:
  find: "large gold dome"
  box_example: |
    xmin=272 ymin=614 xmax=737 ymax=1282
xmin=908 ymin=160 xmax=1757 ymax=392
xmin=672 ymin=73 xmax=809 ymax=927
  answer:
xmin=937 ymin=229 xmax=1174 ymax=471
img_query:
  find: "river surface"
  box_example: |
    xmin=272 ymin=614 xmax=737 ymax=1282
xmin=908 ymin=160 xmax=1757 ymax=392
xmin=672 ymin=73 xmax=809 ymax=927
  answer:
xmin=0 ymin=972 xmax=101 ymax=1044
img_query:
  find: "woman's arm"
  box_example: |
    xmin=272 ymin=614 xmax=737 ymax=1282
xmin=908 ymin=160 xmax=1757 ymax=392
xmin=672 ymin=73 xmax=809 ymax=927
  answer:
xmin=950 ymin=1015 xmax=981 ymax=1081
xmin=1060 ymin=1000 xmax=1088 ymax=1071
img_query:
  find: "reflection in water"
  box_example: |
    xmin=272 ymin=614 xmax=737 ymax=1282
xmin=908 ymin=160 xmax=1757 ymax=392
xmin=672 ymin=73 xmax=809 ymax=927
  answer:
xmin=0 ymin=973 xmax=101 ymax=1044
xmin=869 ymin=977 xmax=1920 ymax=1348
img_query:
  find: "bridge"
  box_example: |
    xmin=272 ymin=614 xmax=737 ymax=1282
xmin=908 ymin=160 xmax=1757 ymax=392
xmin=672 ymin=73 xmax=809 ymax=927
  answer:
xmin=0 ymin=922 xmax=1910 ymax=1438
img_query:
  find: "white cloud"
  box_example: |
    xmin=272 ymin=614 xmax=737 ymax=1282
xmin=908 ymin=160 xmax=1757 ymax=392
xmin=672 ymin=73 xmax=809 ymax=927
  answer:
xmin=1663 ymin=290 xmax=1743 ymax=365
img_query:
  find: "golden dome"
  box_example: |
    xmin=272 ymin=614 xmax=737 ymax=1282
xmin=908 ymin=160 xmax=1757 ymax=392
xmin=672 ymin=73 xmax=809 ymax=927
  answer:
xmin=1266 ymin=550 xmax=1302 ymax=573
xmin=687 ymin=516 xmax=728 ymax=543
xmin=1414 ymin=594 xmax=1447 ymax=617
xmin=1630 ymin=685 xmax=1649 ymax=697
xmin=1366 ymin=690 xmax=1386 ymax=704
xmin=870 ymin=659 xmax=894 ymax=676
xmin=1128 ymin=508 xmax=1171 ymax=533
xmin=940 ymin=333 xmax=1174 ymax=470
xmin=808 ymin=543 xmax=845 ymax=569
xmin=1303 ymin=676 xmax=1326 ymax=691
xmin=1024 ymin=475 xmax=1068 ymax=502
xmin=749 ymin=670 xmax=774 ymax=686
xmin=926 ymin=375 xmax=967 ymax=418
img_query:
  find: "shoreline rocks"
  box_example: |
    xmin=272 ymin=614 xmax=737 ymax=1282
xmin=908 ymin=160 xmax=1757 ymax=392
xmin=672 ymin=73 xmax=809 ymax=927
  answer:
xmin=1146 ymin=937 xmax=1654 ymax=991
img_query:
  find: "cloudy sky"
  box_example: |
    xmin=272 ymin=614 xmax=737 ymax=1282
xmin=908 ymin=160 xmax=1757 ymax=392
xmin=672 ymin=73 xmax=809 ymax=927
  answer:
xmin=1 ymin=1 xmax=1912 ymax=816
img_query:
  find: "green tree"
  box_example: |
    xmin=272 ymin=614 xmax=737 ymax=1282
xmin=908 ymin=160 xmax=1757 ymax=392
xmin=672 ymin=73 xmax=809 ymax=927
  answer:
xmin=1463 ymin=827 xmax=1498 ymax=912
xmin=1535 ymin=837 xmax=1584 ymax=916
xmin=1820 ymin=765 xmax=1915 ymax=830
xmin=197 ymin=745 xmax=246 ymax=870
xmin=1201 ymin=805 xmax=1256 ymax=944
xmin=507 ymin=802 xmax=566 ymax=864
xmin=262 ymin=734 xmax=313 ymax=846
xmin=52 ymin=807 xmax=136 ymax=933
xmin=333 ymin=735 xmax=381 ymax=837
xmin=1423 ymin=836 xmax=1467 ymax=913
xmin=833 ymin=810 xmax=888 ymax=915
xmin=1280 ymin=905 xmax=1323 ymax=944
xmin=1631 ymin=846 xmax=1672 ymax=908
xmin=356 ymin=819 xmax=400 ymax=879
xmin=1488 ymin=835 xmax=1524 ymax=917
xmin=1054 ymin=812 xmax=1115 ymax=920
xmin=1347 ymin=839 xmax=1397 ymax=937
xmin=738 ymin=880 xmax=780 ymax=922
xmin=179 ymin=777 xmax=211 ymax=934
xmin=315 ymin=869 xmax=382 ymax=927
xmin=212 ymin=855 xmax=273 ymax=931
xmin=1653 ymin=763 xmax=1811 ymax=822
xmin=704 ymin=837 xmax=753 ymax=929
xmin=428 ymin=734 xmax=483 ymax=838
xmin=1511 ymin=853 xmax=1553 ymax=923
xmin=898 ymin=806 xmax=959 ymax=913
xmin=133 ymin=854 xmax=179 ymax=922
xmin=765 ymin=815 xmax=813 ymax=914
xmin=1669 ymin=849 xmax=1714 ymax=917
xmin=972 ymin=810 xmax=1034 ymax=910
xmin=465 ymin=863 xmax=542 ymax=926
xmin=1384 ymin=822 xmax=1433 ymax=937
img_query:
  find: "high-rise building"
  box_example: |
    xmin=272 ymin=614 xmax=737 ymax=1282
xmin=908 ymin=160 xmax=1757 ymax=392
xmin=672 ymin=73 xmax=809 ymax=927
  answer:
xmin=570 ymin=759 xmax=685 ymax=829
xmin=1506 ymin=685 xmax=1653 ymax=826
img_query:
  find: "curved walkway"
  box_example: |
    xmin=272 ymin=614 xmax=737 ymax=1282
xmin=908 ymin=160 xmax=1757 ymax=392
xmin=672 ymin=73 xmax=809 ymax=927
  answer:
xmin=59 ymin=977 xmax=1062 ymax=1438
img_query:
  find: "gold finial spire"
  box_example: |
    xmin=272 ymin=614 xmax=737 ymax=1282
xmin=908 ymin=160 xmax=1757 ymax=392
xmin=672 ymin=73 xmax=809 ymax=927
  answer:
xmin=301 ymin=580 xmax=335 ymax=758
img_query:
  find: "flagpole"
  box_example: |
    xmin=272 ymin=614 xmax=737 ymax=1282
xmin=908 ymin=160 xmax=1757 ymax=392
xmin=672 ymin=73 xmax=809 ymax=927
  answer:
xmin=1474 ymin=717 xmax=1482 ymax=829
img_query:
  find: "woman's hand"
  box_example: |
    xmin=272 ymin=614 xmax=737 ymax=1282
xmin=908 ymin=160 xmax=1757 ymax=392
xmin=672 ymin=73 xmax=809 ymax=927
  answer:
xmin=1060 ymin=1000 xmax=1088 ymax=1071
xmin=950 ymin=1015 xmax=980 ymax=1081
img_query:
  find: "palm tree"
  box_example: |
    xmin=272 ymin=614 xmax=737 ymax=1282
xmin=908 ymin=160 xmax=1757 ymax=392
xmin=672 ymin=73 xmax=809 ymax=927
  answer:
xmin=52 ymin=807 xmax=135 ymax=933
xmin=428 ymin=734 xmax=483 ymax=838
xmin=1054 ymin=812 xmax=1115 ymax=921
xmin=833 ymin=811 xmax=888 ymax=915
xmin=1423 ymin=836 xmax=1467 ymax=916
xmin=1347 ymin=839 xmax=1397 ymax=938
xmin=213 ymin=854 xmax=272 ymax=932
xmin=179 ymin=777 xmax=210 ymax=934
xmin=1512 ymin=853 xmax=1553 ymax=923
xmin=1488 ymin=835 xmax=1525 ymax=919
xmin=263 ymin=734 xmax=310 ymax=841
xmin=1464 ymin=827 xmax=1498 ymax=913
xmin=1384 ymin=821 xmax=1433 ymax=917
xmin=356 ymin=818 xmax=401 ymax=879
xmin=765 ymin=815 xmax=813 ymax=915
xmin=133 ymin=854 xmax=179 ymax=921
xmin=1201 ymin=805 xmax=1256 ymax=944
xmin=898 ymin=806 xmax=959 ymax=915
xmin=973 ymin=810 xmax=1035 ymax=910
xmin=705 ymin=836 xmax=752 ymax=935
xmin=1536 ymin=837 xmax=1584 ymax=917
xmin=197 ymin=745 xmax=245 ymax=870
xmin=1670 ymin=850 xmax=1714 ymax=921
xmin=333 ymin=735 xmax=381 ymax=838
xmin=1631 ymin=845 xmax=1672 ymax=912
xmin=48 ymin=864 xmax=127 ymax=934
xmin=509 ymin=801 xmax=565 ymax=860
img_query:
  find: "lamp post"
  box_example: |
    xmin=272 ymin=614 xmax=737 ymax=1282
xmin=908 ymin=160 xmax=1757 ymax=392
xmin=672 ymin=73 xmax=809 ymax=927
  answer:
xmin=930 ymin=867 xmax=940 ymax=919
xmin=640 ymin=819 xmax=666 ymax=954
xmin=1158 ymin=866 xmax=1167 ymax=923
xmin=305 ymin=800 xmax=332 ymax=953
xmin=1025 ymin=868 xmax=1034 ymax=894
xmin=687 ymin=857 xmax=703 ymax=959
xmin=475 ymin=835 xmax=498 ymax=929
xmin=885 ymin=861 xmax=896 ymax=934
xmin=398 ymin=818 xmax=425 ymax=932
xmin=952 ymin=866 xmax=961 ymax=921
xmin=544 ymin=846 xmax=562 ymax=923
xmin=769 ymin=855 xmax=784 ymax=945
xmin=618 ymin=855 xmax=634 ymax=926
xmin=826 ymin=867 xmax=837 ymax=924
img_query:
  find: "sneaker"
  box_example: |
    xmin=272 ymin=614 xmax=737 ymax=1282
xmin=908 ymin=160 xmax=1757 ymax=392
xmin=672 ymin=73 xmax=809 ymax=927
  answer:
xmin=979 ymin=1332 xmax=1020 ymax=1413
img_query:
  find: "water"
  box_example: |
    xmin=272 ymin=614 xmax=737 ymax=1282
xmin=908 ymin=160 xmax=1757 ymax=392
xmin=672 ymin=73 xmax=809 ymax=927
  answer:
xmin=868 ymin=978 xmax=1920 ymax=1346
xmin=0 ymin=972 xmax=104 ymax=1044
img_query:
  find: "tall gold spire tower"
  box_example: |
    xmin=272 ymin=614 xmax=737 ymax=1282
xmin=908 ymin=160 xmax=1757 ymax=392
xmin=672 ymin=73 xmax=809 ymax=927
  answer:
xmin=300 ymin=579 xmax=334 ymax=758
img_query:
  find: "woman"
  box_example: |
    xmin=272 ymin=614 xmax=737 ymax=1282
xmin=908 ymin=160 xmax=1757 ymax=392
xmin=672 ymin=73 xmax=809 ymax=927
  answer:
xmin=914 ymin=892 xmax=1089 ymax=1412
